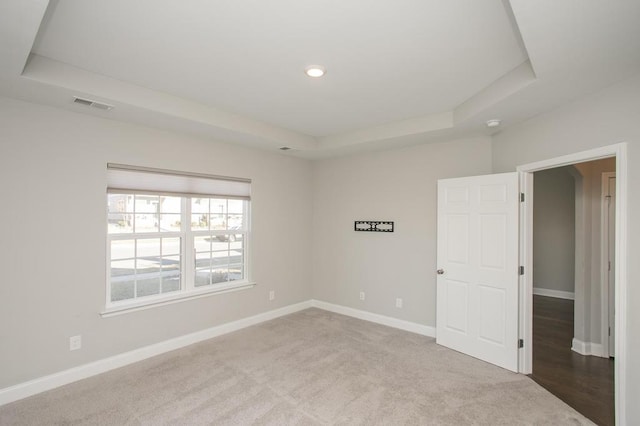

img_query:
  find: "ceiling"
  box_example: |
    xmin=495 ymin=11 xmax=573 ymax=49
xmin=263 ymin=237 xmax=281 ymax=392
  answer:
xmin=1 ymin=0 xmax=640 ymax=158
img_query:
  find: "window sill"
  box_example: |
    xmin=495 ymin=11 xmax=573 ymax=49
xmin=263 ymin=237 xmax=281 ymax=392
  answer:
xmin=100 ymin=281 xmax=257 ymax=318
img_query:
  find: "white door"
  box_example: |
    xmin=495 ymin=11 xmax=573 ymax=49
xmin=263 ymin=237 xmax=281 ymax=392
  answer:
xmin=436 ymin=173 xmax=520 ymax=372
xmin=606 ymin=175 xmax=616 ymax=356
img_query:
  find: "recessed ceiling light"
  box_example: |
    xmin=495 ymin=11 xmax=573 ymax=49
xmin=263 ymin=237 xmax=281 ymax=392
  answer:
xmin=486 ymin=119 xmax=501 ymax=128
xmin=305 ymin=65 xmax=326 ymax=78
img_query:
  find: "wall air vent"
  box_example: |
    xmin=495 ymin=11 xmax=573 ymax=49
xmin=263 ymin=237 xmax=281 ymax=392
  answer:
xmin=73 ymin=96 xmax=114 ymax=111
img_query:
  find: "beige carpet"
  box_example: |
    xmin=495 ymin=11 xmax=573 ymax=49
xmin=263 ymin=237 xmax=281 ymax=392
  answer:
xmin=0 ymin=308 xmax=593 ymax=425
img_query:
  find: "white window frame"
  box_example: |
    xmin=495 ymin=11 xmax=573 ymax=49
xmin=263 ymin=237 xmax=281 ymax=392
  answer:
xmin=103 ymin=168 xmax=254 ymax=317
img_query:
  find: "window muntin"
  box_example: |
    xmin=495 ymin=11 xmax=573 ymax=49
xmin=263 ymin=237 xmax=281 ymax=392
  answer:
xmin=107 ymin=192 xmax=249 ymax=307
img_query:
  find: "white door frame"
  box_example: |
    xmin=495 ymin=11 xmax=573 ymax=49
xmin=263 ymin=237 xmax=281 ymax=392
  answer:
xmin=601 ymin=171 xmax=616 ymax=358
xmin=517 ymin=143 xmax=627 ymax=425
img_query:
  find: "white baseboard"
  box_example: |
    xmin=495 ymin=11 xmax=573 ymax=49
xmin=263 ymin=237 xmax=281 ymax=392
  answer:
xmin=533 ymin=287 xmax=575 ymax=300
xmin=0 ymin=300 xmax=313 ymax=407
xmin=310 ymin=299 xmax=436 ymax=337
xmin=0 ymin=299 xmax=435 ymax=407
xmin=571 ymin=338 xmax=605 ymax=357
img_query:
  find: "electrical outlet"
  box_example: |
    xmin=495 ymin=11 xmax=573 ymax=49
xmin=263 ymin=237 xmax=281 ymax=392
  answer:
xmin=69 ymin=335 xmax=82 ymax=351
xmin=359 ymin=291 xmax=365 ymax=301
xmin=396 ymin=298 xmax=403 ymax=308
xmin=269 ymin=290 xmax=275 ymax=301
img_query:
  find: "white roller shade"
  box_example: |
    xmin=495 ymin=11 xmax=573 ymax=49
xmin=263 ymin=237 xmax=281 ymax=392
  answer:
xmin=107 ymin=164 xmax=251 ymax=199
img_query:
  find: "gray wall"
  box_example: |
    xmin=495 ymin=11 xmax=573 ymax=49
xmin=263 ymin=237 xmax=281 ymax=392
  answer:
xmin=0 ymin=96 xmax=313 ymax=389
xmin=573 ymin=158 xmax=616 ymax=345
xmin=311 ymin=137 xmax=493 ymax=326
xmin=492 ymin=72 xmax=640 ymax=422
xmin=533 ymin=167 xmax=575 ymax=294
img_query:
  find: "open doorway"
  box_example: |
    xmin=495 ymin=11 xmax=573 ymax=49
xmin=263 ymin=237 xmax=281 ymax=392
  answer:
xmin=517 ymin=143 xmax=628 ymax=425
xmin=529 ymin=159 xmax=615 ymax=425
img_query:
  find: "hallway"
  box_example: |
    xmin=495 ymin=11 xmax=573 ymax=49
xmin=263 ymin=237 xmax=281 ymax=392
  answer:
xmin=530 ymin=295 xmax=614 ymax=426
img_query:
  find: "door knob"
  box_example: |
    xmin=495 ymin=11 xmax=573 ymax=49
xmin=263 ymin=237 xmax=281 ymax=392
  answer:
xmin=437 ymin=269 xmax=445 ymax=275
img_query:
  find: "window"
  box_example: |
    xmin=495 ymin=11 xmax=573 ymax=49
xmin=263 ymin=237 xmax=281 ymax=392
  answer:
xmin=106 ymin=164 xmax=251 ymax=312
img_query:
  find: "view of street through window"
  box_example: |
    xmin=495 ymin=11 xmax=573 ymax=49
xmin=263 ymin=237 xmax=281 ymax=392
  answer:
xmin=108 ymin=194 xmax=245 ymax=302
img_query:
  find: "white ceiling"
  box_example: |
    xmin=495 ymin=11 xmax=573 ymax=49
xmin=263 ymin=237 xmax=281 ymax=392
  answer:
xmin=1 ymin=0 xmax=640 ymax=158
xmin=32 ymin=0 xmax=527 ymax=137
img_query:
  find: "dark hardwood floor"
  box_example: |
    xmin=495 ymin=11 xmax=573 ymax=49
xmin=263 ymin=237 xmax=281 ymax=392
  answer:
xmin=530 ymin=295 xmax=614 ymax=426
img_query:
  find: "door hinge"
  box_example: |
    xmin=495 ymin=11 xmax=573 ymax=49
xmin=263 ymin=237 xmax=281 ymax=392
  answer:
xmin=519 ymin=266 xmax=524 ymax=275
xmin=518 ymin=339 xmax=524 ymax=348
xmin=520 ymin=193 xmax=525 ymax=202
xmin=609 ymin=327 xmax=611 ymax=337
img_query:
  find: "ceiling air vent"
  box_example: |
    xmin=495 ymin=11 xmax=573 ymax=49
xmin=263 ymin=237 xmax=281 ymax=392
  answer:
xmin=73 ymin=96 xmax=114 ymax=111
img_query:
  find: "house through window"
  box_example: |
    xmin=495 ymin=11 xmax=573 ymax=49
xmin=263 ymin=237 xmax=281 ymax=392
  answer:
xmin=106 ymin=164 xmax=251 ymax=310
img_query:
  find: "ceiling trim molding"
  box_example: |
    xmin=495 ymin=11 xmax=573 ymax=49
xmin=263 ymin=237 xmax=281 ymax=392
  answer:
xmin=22 ymin=54 xmax=318 ymax=150
xmin=454 ymin=60 xmax=537 ymax=124
xmin=318 ymin=111 xmax=453 ymax=149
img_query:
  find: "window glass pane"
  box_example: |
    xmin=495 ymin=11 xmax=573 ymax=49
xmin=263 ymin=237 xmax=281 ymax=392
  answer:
xmin=191 ymin=198 xmax=209 ymax=214
xmin=191 ymin=213 xmax=209 ymax=230
xmin=108 ymin=213 xmax=133 ymax=234
xmin=107 ymin=194 xmax=133 ymax=234
xmin=160 ymin=214 xmax=181 ymax=232
xmin=110 ymin=239 xmax=135 ymax=260
xmin=195 ymin=251 xmax=211 ymax=270
xmin=211 ymin=237 xmax=229 ymax=249
xmin=228 ymin=214 xmax=243 ymax=231
xmin=162 ymin=277 xmax=180 ymax=293
xmin=228 ymin=262 xmax=243 ymax=281
xmin=134 ymin=213 xmax=158 ymax=233
xmin=161 ymin=255 xmax=181 ymax=293
xmin=137 ymin=258 xmax=161 ymax=275
xmin=228 ymin=200 xmax=244 ymax=231
xmin=135 ymin=195 xmax=159 ymax=213
xmin=111 ymin=280 xmax=134 ymax=302
xmin=195 ymin=268 xmax=211 ymax=287
xmin=136 ymin=278 xmax=161 ymax=297
xmin=212 ymin=268 xmax=229 ymax=284
xmin=194 ymin=236 xmax=211 ymax=253
xmin=210 ymin=199 xmax=227 ymax=215
xmin=161 ymin=237 xmax=180 ymax=256
xmin=211 ymin=250 xmax=230 ymax=269
xmin=228 ymin=243 xmax=243 ymax=281
xmin=229 ymin=247 xmax=243 ymax=265
xmin=228 ymin=234 xmax=243 ymax=246
xmin=110 ymin=259 xmax=135 ymax=278
xmin=134 ymin=195 xmax=159 ymax=232
xmin=209 ymin=199 xmax=227 ymax=230
xmin=227 ymin=199 xmax=244 ymax=214
xmin=160 ymin=196 xmax=181 ymax=214
xmin=191 ymin=198 xmax=208 ymax=230
xmin=210 ymin=214 xmax=225 ymax=230
xmin=108 ymin=194 xmax=130 ymax=210
xmin=137 ymin=238 xmax=160 ymax=258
